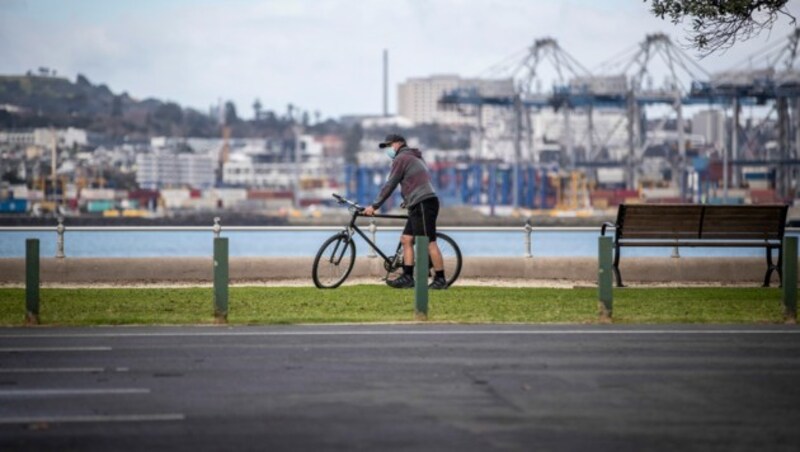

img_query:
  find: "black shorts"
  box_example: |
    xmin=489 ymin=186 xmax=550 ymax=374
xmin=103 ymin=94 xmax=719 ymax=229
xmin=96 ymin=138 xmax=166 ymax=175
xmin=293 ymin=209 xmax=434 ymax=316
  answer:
xmin=403 ymin=197 xmax=439 ymax=242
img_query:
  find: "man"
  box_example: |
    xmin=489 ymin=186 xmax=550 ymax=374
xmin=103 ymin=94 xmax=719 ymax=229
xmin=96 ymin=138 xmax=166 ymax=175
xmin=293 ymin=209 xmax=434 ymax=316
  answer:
xmin=363 ymin=134 xmax=448 ymax=290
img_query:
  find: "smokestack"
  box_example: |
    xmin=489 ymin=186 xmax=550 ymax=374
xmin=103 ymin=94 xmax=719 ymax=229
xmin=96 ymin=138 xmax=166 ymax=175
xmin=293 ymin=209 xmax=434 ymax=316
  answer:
xmin=383 ymin=49 xmax=388 ymax=117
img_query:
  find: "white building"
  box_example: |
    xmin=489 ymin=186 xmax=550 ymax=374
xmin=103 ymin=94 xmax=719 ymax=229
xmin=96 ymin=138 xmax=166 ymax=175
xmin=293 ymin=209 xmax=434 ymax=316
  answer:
xmin=221 ymin=135 xmax=335 ymax=188
xmin=0 ymin=127 xmax=88 ymax=148
xmin=530 ymin=109 xmax=630 ymax=160
xmin=692 ymin=109 xmax=726 ymax=150
xmin=472 ymin=108 xmax=632 ymax=163
xmin=136 ymin=152 xmax=216 ymax=189
xmin=397 ymin=75 xmax=514 ymax=125
xmin=0 ymin=130 xmax=36 ymax=146
xmin=224 ymin=158 xmax=294 ymax=189
xmin=222 ymin=158 xmax=333 ymax=189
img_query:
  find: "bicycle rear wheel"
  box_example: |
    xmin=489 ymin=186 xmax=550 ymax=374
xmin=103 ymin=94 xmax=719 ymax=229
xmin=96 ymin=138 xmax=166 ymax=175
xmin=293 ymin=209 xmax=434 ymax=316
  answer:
xmin=312 ymin=232 xmax=356 ymax=289
xmin=434 ymin=232 xmax=462 ymax=287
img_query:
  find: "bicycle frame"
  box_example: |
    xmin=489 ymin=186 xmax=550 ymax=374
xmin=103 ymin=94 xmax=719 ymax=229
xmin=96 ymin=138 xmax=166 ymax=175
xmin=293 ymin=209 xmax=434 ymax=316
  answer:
xmin=344 ymin=210 xmax=407 ymax=264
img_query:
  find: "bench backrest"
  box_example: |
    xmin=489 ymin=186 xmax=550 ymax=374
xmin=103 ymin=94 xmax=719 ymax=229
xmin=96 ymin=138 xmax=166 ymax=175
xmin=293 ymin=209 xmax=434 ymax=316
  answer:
xmin=615 ymin=204 xmax=787 ymax=241
xmin=701 ymin=205 xmax=787 ymax=240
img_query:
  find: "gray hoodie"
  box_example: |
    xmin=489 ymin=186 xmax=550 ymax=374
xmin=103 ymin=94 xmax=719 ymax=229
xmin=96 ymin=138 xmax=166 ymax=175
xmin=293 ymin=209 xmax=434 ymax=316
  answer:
xmin=371 ymin=146 xmax=436 ymax=209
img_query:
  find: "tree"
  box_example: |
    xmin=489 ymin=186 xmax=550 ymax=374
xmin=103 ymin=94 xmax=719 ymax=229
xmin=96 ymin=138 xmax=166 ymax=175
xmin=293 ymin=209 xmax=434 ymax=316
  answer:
xmin=153 ymin=102 xmax=183 ymax=124
xmin=111 ymin=95 xmax=123 ymax=118
xmin=646 ymin=0 xmax=796 ymax=55
xmin=76 ymin=74 xmax=91 ymax=87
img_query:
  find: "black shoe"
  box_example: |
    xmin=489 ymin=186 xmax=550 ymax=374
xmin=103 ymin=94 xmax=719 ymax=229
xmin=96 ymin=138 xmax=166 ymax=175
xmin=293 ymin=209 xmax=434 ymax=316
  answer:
xmin=387 ymin=273 xmax=415 ymax=289
xmin=429 ymin=276 xmax=448 ymax=290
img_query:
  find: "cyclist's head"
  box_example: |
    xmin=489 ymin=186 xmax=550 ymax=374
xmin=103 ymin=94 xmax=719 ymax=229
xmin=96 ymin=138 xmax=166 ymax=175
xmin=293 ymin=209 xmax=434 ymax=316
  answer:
xmin=378 ymin=134 xmax=406 ymax=150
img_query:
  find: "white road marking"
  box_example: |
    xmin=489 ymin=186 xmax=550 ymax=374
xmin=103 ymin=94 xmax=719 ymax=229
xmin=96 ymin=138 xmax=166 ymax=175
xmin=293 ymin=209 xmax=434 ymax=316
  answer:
xmin=0 ymin=388 xmax=149 ymax=397
xmin=0 ymin=367 xmax=106 ymax=373
xmin=0 ymin=413 xmax=185 ymax=425
xmin=0 ymin=329 xmax=798 ymax=339
xmin=0 ymin=346 xmax=112 ymax=352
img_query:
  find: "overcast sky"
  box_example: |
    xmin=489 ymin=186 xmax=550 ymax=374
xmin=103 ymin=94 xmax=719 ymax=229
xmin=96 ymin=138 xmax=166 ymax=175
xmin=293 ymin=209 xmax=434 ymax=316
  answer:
xmin=1 ymin=0 xmax=799 ymax=119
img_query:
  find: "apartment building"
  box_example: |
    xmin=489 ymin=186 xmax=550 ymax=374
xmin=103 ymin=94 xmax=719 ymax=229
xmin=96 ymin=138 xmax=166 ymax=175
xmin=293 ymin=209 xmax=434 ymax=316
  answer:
xmin=136 ymin=152 xmax=216 ymax=189
xmin=397 ymin=75 xmax=514 ymax=125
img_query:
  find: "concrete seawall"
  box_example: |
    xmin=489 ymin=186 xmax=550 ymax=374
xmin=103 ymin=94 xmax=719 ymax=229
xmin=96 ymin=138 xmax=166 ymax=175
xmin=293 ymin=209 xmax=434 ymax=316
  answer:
xmin=0 ymin=256 xmax=784 ymax=286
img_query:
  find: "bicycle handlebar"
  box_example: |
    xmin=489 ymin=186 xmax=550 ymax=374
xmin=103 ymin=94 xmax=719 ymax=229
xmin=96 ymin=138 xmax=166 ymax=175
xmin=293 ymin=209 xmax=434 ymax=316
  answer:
xmin=331 ymin=193 xmax=409 ymax=220
xmin=332 ymin=193 xmax=364 ymax=211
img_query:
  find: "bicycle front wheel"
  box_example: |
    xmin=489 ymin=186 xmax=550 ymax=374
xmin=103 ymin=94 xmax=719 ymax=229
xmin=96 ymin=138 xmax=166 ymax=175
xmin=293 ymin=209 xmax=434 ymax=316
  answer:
xmin=312 ymin=232 xmax=356 ymax=289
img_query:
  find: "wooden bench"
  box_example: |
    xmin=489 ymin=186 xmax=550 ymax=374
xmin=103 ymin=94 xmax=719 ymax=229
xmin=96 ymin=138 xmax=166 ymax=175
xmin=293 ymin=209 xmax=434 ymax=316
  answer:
xmin=601 ymin=204 xmax=789 ymax=287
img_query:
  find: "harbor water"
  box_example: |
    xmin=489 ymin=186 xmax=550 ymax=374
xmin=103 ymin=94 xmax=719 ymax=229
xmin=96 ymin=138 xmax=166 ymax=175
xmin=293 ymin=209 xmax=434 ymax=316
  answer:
xmin=0 ymin=229 xmax=789 ymax=259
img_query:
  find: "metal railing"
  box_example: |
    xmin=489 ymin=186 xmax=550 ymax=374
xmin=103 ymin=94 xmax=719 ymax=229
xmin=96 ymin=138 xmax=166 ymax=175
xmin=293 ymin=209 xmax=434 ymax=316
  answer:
xmin=2 ymin=216 xmax=799 ymax=259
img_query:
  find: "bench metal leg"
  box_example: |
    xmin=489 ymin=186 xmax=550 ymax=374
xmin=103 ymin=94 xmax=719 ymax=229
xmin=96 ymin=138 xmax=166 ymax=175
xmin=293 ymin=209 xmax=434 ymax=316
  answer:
xmin=613 ymin=243 xmax=624 ymax=287
xmin=764 ymin=246 xmax=780 ymax=288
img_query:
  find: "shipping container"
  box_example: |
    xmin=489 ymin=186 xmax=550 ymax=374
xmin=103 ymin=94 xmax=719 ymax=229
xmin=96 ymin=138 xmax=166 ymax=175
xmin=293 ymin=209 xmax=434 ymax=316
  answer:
xmin=81 ymin=188 xmax=116 ymax=201
xmin=0 ymin=199 xmax=28 ymax=213
xmin=87 ymin=200 xmax=116 ymax=213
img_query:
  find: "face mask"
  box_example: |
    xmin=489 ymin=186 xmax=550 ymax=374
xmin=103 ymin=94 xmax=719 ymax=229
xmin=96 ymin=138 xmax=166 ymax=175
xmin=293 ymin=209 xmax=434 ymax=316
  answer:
xmin=385 ymin=148 xmax=396 ymax=160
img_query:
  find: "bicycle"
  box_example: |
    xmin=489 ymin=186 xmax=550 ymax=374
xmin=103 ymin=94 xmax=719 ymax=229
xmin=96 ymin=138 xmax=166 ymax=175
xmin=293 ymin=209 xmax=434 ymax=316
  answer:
xmin=312 ymin=193 xmax=463 ymax=289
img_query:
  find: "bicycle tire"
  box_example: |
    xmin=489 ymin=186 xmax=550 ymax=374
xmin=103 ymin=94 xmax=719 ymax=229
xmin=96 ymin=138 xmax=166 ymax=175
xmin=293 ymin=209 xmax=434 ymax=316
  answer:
xmin=312 ymin=232 xmax=356 ymax=289
xmin=434 ymin=232 xmax=462 ymax=287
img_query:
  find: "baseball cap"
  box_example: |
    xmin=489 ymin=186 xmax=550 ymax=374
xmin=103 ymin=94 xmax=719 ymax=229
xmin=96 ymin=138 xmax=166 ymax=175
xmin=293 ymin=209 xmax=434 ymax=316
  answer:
xmin=378 ymin=134 xmax=406 ymax=148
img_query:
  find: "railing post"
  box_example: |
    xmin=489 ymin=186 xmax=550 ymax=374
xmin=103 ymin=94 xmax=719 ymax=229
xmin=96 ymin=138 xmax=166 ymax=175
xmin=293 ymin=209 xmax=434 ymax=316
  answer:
xmin=414 ymin=236 xmax=429 ymax=321
xmin=26 ymin=239 xmax=40 ymax=325
xmin=368 ymin=220 xmax=377 ymax=258
xmin=524 ymin=220 xmax=533 ymax=258
xmin=213 ymin=237 xmax=229 ymax=324
xmin=213 ymin=217 xmax=222 ymax=239
xmin=782 ymin=236 xmax=797 ymax=324
xmin=598 ymin=236 xmax=613 ymax=323
xmin=671 ymin=242 xmax=680 ymax=259
xmin=55 ymin=216 xmax=65 ymax=259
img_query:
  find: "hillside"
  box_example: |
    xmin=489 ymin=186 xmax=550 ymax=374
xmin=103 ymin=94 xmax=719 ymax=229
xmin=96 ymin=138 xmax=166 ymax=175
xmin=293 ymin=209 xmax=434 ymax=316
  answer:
xmin=0 ymin=73 xmax=218 ymax=138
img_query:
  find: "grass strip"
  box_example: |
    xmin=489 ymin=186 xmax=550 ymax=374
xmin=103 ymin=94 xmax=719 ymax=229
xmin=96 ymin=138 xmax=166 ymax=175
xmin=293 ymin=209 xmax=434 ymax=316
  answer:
xmin=0 ymin=286 xmax=786 ymax=326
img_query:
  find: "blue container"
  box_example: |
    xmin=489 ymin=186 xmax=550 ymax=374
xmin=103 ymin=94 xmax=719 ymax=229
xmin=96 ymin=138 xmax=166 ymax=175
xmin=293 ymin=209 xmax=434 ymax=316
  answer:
xmin=0 ymin=199 xmax=28 ymax=213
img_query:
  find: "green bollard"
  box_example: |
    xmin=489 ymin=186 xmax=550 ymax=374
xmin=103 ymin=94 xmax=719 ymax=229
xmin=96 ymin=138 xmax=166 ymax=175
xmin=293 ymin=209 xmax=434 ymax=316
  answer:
xmin=213 ymin=237 xmax=229 ymax=323
xmin=782 ymin=236 xmax=797 ymax=324
xmin=25 ymin=239 xmax=40 ymax=325
xmin=414 ymin=236 xmax=429 ymax=321
xmin=598 ymin=236 xmax=613 ymax=323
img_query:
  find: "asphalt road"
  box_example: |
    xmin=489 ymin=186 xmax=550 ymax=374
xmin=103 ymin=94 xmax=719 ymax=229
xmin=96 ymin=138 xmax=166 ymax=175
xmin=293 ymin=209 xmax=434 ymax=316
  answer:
xmin=0 ymin=324 xmax=799 ymax=451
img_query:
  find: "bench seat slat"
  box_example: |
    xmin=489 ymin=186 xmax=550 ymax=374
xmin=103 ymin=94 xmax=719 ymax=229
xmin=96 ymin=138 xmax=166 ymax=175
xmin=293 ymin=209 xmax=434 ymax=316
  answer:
xmin=618 ymin=241 xmax=780 ymax=247
xmin=621 ymin=233 xmax=700 ymax=239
